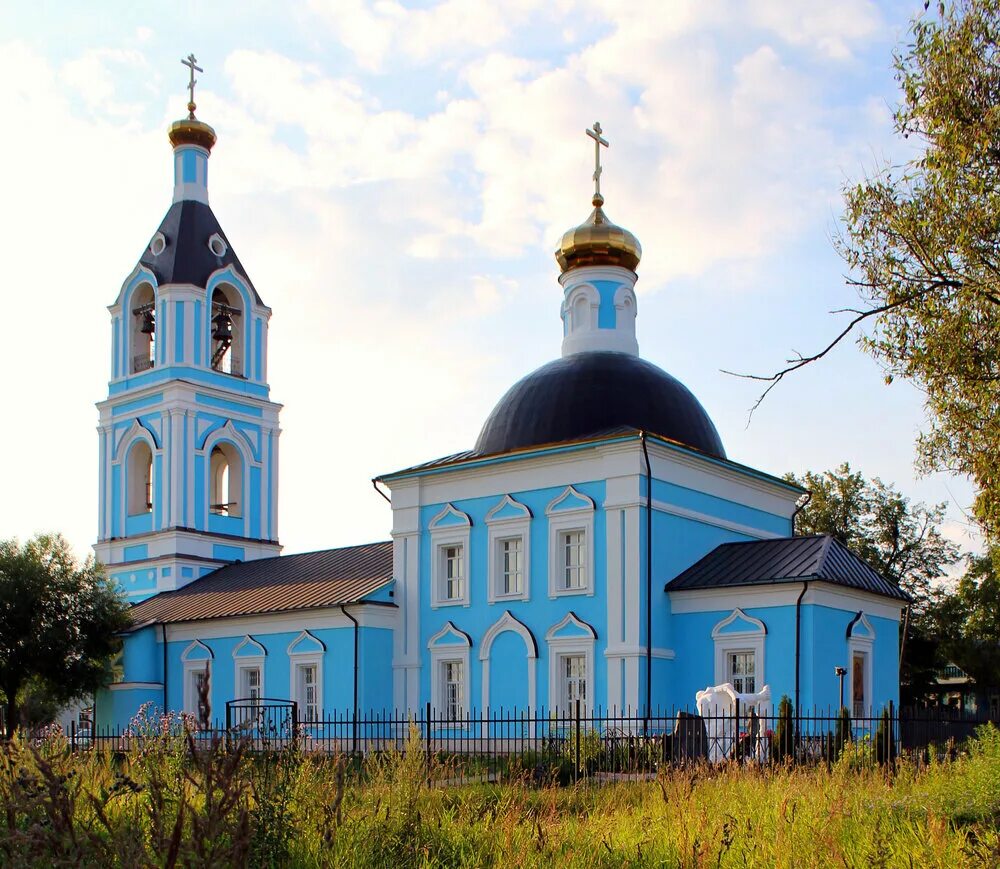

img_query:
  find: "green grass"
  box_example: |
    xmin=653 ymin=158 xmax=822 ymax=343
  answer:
xmin=3 ymin=718 xmax=1000 ymax=867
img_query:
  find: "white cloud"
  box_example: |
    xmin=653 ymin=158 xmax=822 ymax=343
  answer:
xmin=0 ymin=2 xmax=914 ymax=558
xmin=749 ymin=0 xmax=883 ymax=59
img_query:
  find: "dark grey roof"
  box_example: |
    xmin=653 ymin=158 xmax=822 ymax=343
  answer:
xmin=474 ymin=352 xmax=725 ymax=459
xmin=138 ymin=201 xmax=263 ymax=304
xmin=127 ymin=541 xmax=393 ymax=628
xmin=665 ymin=534 xmax=911 ymax=602
xmin=379 ymin=426 xmax=638 ymax=479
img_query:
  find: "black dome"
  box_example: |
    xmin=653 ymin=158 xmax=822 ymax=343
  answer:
xmin=475 ymin=352 xmax=726 ymax=459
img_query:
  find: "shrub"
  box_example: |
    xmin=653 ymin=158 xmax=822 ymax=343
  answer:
xmin=874 ymin=708 xmax=897 ymax=766
xmin=771 ymin=695 xmax=795 ymax=764
xmin=834 ymin=707 xmax=852 ymax=758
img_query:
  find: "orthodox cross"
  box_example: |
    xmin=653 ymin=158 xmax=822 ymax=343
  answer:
xmin=181 ymin=53 xmax=203 ymax=117
xmin=586 ymin=121 xmax=609 ymax=200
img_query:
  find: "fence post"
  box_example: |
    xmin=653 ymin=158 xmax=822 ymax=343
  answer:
xmin=734 ymin=697 xmax=740 ymax=762
xmin=889 ymin=699 xmax=895 ymax=765
xmin=70 ymin=719 xmax=75 ymax=752
xmin=575 ymin=698 xmax=581 ymax=784
xmin=425 ymin=701 xmax=432 ymax=788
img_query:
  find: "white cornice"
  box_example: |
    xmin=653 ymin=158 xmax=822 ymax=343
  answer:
xmin=668 ymin=582 xmax=905 ymax=621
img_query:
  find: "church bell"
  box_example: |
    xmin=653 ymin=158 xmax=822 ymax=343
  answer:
xmin=211 ymin=310 xmax=233 ymax=341
xmin=140 ymin=310 xmax=155 ymax=335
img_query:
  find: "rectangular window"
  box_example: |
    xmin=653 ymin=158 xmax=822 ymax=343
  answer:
xmin=562 ymin=654 xmax=587 ymax=709
xmin=560 ymin=530 xmax=586 ymax=590
xmin=188 ymin=668 xmax=210 ymax=722
xmin=852 ymin=653 xmax=866 ymax=718
xmin=297 ymin=664 xmax=319 ymax=722
xmin=241 ymin=666 xmax=261 ymax=703
xmin=442 ymin=660 xmax=464 ymax=720
xmin=499 ymin=537 xmax=523 ymax=596
xmin=727 ymin=651 xmax=756 ymax=694
xmin=442 ymin=545 xmax=464 ymax=601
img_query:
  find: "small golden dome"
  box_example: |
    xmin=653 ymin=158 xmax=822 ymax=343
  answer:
xmin=555 ymin=193 xmax=642 ymax=274
xmin=168 ymin=114 xmax=217 ymax=152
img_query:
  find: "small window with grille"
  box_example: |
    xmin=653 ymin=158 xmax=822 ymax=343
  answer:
xmin=727 ymin=650 xmax=756 ymax=694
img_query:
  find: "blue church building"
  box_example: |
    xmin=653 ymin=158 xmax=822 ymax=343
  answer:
xmin=96 ymin=85 xmax=910 ymax=730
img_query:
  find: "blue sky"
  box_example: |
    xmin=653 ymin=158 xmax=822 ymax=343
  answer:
xmin=0 ymin=0 xmax=980 ymax=565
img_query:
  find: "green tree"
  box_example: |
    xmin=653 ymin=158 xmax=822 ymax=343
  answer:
xmin=933 ymin=551 xmax=1000 ymax=689
xmin=746 ymin=1 xmax=1000 ymax=541
xmin=785 ymin=463 xmax=961 ymax=701
xmin=786 ymin=463 xmax=960 ymax=606
xmin=771 ymin=694 xmax=795 ymax=764
xmin=0 ymin=534 xmax=131 ymax=738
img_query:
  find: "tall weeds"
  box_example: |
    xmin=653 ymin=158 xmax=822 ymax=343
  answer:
xmin=1 ymin=721 xmax=999 ymax=866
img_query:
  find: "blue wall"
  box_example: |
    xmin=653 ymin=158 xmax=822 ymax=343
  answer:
xmin=669 ymin=602 xmax=899 ymax=713
xmin=418 ymin=480 xmax=607 ymax=714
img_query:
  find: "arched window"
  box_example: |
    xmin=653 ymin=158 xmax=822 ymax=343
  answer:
xmin=126 ymin=440 xmax=153 ymax=515
xmin=572 ymin=293 xmax=590 ymax=331
xmin=210 ymin=284 xmax=244 ymax=377
xmin=209 ymin=442 xmax=242 ymax=517
xmin=130 ymin=283 xmax=156 ymax=373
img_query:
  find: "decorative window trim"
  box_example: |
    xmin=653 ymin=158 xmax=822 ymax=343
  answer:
xmin=486 ymin=495 xmax=531 ymax=603
xmin=181 ymin=640 xmax=213 ymax=719
xmin=712 ymin=608 xmax=766 ymax=692
xmin=232 ymin=635 xmax=267 ymax=701
xmin=479 ymin=611 xmax=537 ymax=712
xmin=545 ymin=612 xmax=596 ymax=715
xmin=428 ymin=621 xmax=472 ymax=720
xmin=208 ymin=232 xmax=228 ymax=257
xmin=429 ymin=504 xmax=472 ymax=608
xmin=149 ymin=232 xmax=166 ymax=257
xmin=288 ymin=630 xmax=325 ymax=720
xmin=847 ymin=612 xmax=875 ymax=715
xmin=546 ymin=487 xmax=595 ymax=599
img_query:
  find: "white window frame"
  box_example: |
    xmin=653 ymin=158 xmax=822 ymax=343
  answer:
xmin=711 ymin=609 xmax=766 ymax=694
xmin=725 ymin=649 xmax=758 ymax=695
xmin=287 ymin=630 xmax=325 ymax=722
xmin=546 ymin=487 xmax=595 ymax=599
xmin=181 ymin=640 xmax=214 ymax=720
xmin=429 ymin=504 xmax=472 ymax=608
xmin=545 ymin=612 xmax=596 ymax=715
xmin=232 ymin=635 xmax=266 ymax=703
xmin=847 ymin=613 xmax=875 ymax=716
xmin=294 ymin=660 xmax=321 ymax=723
xmin=428 ymin=621 xmax=471 ymax=721
xmin=560 ymin=653 xmax=588 ymax=710
xmin=486 ymin=495 xmax=531 ymax=603
xmin=439 ymin=659 xmax=466 ymax=721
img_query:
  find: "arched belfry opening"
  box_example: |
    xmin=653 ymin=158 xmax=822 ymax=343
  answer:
xmin=210 ymin=285 xmax=243 ymax=376
xmin=130 ymin=284 xmax=156 ymax=373
xmin=126 ymin=440 xmax=154 ymax=515
xmin=209 ymin=441 xmax=242 ymax=517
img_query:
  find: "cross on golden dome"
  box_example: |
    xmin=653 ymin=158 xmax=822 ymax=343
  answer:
xmin=586 ymin=121 xmax=609 ymax=203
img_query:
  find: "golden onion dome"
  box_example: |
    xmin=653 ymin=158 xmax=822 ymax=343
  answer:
xmin=555 ymin=192 xmax=642 ymax=274
xmin=168 ymin=112 xmax=217 ymax=152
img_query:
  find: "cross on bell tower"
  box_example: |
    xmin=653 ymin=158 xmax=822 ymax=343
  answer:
xmin=94 ymin=59 xmax=282 ymax=603
xmin=181 ymin=53 xmax=203 ymax=119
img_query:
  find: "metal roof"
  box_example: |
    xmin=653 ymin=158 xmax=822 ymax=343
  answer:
xmin=138 ymin=200 xmax=263 ymax=304
xmin=127 ymin=541 xmax=393 ymax=629
xmin=474 ymin=352 xmax=726 ymax=459
xmin=377 ymin=427 xmax=806 ymax=497
xmin=665 ymin=534 xmax=911 ymax=602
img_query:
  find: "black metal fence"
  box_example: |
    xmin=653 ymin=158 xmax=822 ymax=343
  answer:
xmin=63 ymin=702 xmax=997 ymax=784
